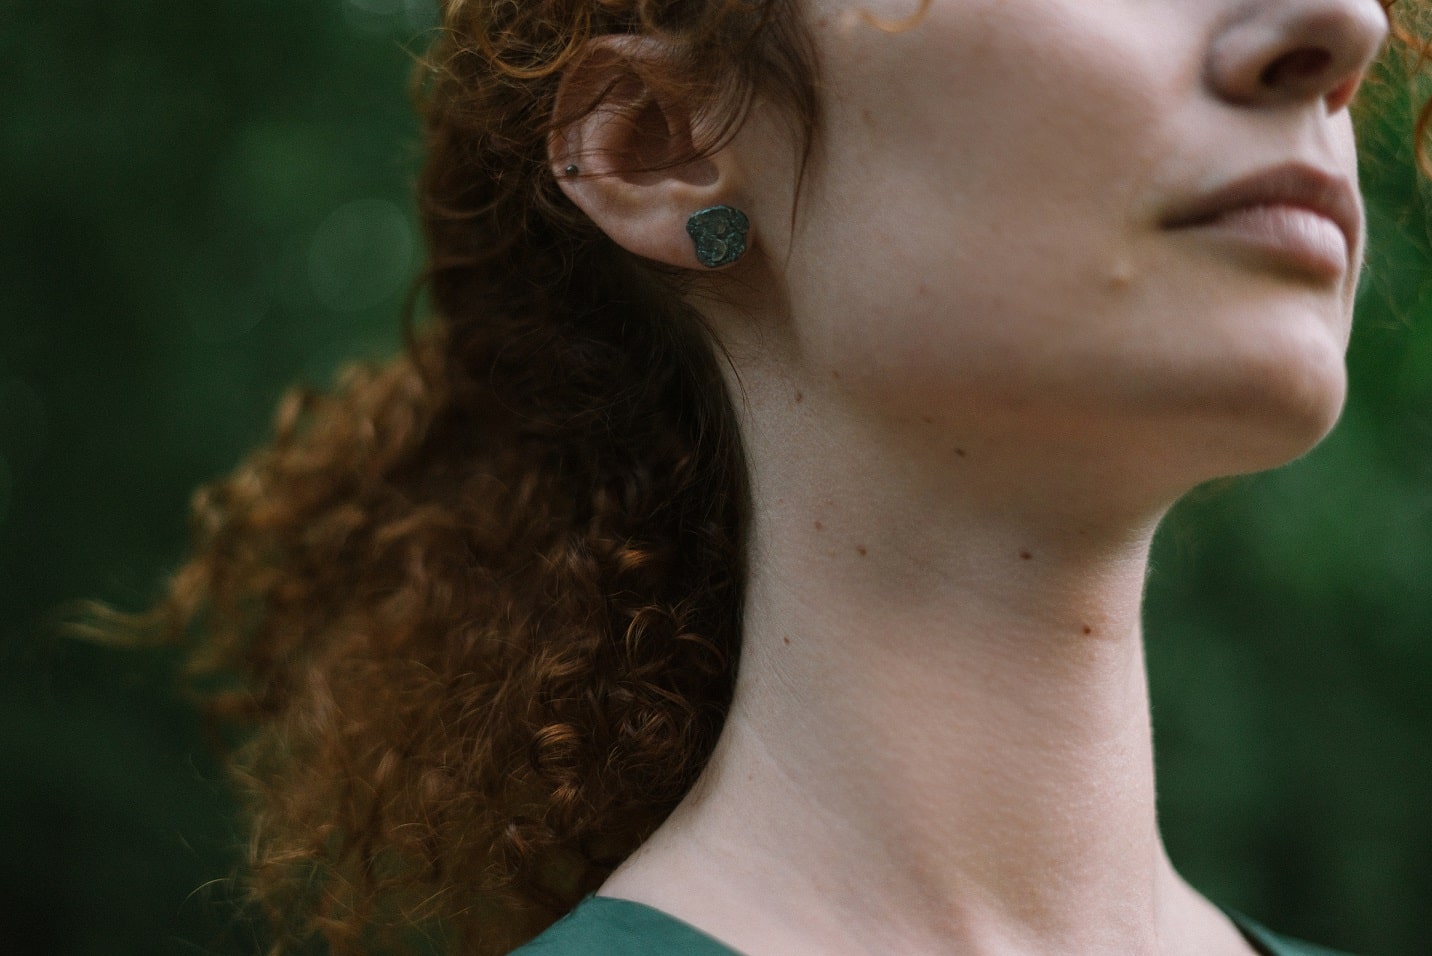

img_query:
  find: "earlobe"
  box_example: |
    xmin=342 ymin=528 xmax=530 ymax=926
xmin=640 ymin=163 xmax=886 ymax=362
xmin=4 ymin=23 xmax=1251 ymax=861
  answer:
xmin=547 ymin=37 xmax=751 ymax=271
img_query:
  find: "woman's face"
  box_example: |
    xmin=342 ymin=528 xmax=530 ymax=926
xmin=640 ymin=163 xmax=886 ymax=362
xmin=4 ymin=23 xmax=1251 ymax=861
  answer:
xmin=749 ymin=0 xmax=1389 ymax=483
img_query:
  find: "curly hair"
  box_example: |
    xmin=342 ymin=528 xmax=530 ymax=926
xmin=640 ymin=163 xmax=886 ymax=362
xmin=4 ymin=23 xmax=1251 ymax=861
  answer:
xmin=104 ymin=1 xmax=1432 ymax=953
xmin=135 ymin=2 xmax=816 ymax=953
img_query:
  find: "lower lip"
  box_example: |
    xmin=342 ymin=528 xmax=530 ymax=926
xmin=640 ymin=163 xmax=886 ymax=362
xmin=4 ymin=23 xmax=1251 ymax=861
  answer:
xmin=1169 ymin=204 xmax=1349 ymax=281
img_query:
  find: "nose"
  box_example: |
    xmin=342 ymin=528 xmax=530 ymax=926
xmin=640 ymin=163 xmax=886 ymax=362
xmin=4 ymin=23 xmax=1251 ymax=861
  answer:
xmin=1208 ymin=0 xmax=1389 ymax=112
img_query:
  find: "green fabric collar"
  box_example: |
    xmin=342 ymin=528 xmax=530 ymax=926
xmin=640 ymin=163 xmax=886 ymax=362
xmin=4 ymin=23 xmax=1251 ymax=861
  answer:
xmin=514 ymin=894 xmax=1355 ymax=956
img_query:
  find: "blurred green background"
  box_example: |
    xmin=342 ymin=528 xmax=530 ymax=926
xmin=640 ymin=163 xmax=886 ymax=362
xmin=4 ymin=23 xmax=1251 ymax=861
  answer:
xmin=1 ymin=1 xmax=1429 ymax=954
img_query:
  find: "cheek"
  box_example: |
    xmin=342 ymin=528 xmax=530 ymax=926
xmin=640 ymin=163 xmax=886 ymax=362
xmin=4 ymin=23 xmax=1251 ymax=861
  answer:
xmin=790 ymin=4 xmax=1180 ymax=359
xmin=787 ymin=105 xmax=1168 ymax=414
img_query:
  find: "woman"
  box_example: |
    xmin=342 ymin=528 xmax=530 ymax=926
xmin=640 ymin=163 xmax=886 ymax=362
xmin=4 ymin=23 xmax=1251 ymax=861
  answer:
xmin=138 ymin=0 xmax=1427 ymax=953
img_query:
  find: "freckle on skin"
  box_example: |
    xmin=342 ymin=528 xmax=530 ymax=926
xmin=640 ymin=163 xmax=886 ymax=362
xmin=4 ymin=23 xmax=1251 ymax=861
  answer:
xmin=1019 ymin=550 xmax=1033 ymax=561
xmin=921 ymin=415 xmax=933 ymax=424
xmin=856 ymin=545 xmax=867 ymax=556
xmin=831 ymin=370 xmax=841 ymax=381
xmin=955 ymin=447 xmax=967 ymax=458
xmin=795 ymin=389 xmax=804 ymax=404
xmin=1082 ymin=625 xmax=1093 ymax=635
xmin=814 ymin=520 xmax=823 ymax=531
xmin=783 ymin=636 xmax=791 ymax=646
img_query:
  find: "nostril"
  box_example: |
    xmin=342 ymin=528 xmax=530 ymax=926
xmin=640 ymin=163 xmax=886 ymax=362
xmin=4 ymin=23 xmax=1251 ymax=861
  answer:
xmin=1324 ymin=75 xmax=1362 ymax=112
xmin=1259 ymin=48 xmax=1333 ymax=88
xmin=1210 ymin=2 xmax=1388 ymax=108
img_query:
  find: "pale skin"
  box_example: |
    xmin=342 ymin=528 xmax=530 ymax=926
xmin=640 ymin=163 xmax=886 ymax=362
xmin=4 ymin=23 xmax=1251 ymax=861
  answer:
xmin=551 ymin=1 xmax=1390 ymax=954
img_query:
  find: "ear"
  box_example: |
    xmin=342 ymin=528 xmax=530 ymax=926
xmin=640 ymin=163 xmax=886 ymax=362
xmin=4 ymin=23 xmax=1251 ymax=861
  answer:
xmin=548 ymin=37 xmax=751 ymax=271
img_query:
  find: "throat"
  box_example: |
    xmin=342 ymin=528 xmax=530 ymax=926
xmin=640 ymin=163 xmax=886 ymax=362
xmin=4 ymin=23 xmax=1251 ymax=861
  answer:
xmin=606 ymin=571 xmax=1177 ymax=955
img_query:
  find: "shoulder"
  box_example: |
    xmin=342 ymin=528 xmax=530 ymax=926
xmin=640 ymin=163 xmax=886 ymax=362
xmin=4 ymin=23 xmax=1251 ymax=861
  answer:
xmin=511 ymin=895 xmax=740 ymax=956
xmin=1226 ymin=909 xmax=1358 ymax=956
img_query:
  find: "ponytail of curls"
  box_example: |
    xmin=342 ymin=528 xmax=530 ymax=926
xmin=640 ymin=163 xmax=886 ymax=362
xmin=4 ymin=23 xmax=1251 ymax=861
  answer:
xmin=138 ymin=0 xmax=818 ymax=952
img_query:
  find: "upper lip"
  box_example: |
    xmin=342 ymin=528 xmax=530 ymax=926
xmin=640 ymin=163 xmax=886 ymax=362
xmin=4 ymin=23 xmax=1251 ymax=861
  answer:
xmin=1161 ymin=162 xmax=1361 ymax=260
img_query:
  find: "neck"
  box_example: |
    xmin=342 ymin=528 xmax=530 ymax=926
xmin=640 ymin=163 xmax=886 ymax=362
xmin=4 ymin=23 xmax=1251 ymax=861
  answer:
xmin=602 ymin=386 xmax=1244 ymax=956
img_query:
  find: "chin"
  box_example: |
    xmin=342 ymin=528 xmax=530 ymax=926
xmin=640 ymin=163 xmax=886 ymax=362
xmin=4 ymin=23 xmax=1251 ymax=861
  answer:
xmin=1187 ymin=326 xmax=1349 ymax=477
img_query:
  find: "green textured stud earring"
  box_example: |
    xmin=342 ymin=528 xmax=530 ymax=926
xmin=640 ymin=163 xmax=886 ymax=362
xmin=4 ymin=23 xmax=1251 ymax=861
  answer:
xmin=686 ymin=205 xmax=749 ymax=268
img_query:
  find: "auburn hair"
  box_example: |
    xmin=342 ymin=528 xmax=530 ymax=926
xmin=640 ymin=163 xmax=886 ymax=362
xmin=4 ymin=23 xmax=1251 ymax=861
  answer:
xmin=105 ymin=0 xmax=1430 ymax=953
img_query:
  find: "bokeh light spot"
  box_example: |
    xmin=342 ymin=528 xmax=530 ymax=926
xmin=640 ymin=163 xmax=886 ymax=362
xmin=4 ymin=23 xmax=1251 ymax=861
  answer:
xmin=307 ymin=198 xmax=414 ymax=313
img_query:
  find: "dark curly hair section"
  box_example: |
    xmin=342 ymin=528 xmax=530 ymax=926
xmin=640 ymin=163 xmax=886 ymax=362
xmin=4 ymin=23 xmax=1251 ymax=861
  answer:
xmin=88 ymin=0 xmax=1432 ymax=954
xmin=92 ymin=1 xmax=820 ymax=953
xmin=199 ymin=317 xmax=744 ymax=954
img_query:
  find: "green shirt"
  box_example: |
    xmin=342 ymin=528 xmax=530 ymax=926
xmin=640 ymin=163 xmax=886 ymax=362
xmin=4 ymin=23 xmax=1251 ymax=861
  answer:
xmin=512 ymin=895 xmax=1354 ymax=956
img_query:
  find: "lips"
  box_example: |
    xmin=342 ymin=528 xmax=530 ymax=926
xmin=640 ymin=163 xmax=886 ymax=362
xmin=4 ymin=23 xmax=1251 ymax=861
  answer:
xmin=1161 ymin=162 xmax=1361 ymax=280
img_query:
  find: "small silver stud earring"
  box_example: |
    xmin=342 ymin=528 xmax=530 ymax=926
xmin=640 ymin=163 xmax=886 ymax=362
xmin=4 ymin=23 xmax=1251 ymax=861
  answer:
xmin=686 ymin=205 xmax=749 ymax=268
xmin=563 ymin=164 xmax=580 ymax=177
